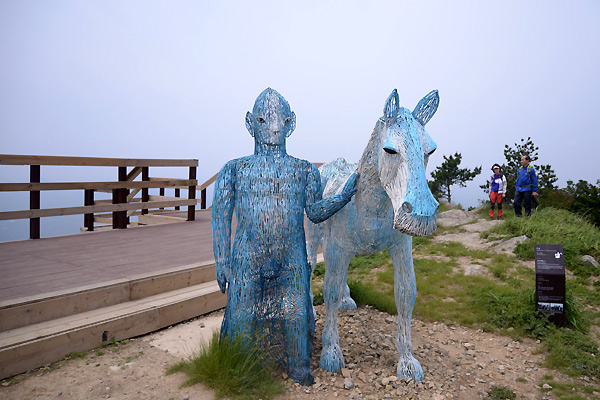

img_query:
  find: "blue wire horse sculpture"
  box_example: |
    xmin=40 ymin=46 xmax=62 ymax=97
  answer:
xmin=212 ymin=88 xmax=356 ymax=386
xmin=307 ymin=89 xmax=440 ymax=382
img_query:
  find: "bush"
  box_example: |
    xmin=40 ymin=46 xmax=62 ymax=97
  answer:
xmin=487 ymin=385 xmax=516 ymax=400
xmin=486 ymin=207 xmax=600 ymax=277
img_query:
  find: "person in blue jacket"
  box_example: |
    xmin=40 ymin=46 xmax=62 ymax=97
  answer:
xmin=514 ymin=155 xmax=538 ymax=216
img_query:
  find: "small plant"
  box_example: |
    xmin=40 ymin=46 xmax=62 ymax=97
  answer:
xmin=486 ymin=385 xmax=516 ymax=400
xmin=167 ymin=332 xmax=285 ymax=400
xmin=313 ymin=289 xmax=324 ymax=306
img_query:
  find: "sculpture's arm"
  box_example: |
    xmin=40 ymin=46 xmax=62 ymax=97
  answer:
xmin=305 ymin=166 xmax=357 ymax=224
xmin=211 ymin=161 xmax=236 ymax=293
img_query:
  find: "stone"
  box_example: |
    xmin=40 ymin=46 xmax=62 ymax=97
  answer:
xmin=542 ymin=383 xmax=552 ymax=390
xmin=344 ymin=378 xmax=354 ymax=389
xmin=581 ymin=255 xmax=599 ymax=268
xmin=341 ymin=368 xmax=351 ymax=378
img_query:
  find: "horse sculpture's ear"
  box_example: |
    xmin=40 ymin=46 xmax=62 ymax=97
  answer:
xmin=245 ymin=111 xmax=255 ymax=137
xmin=384 ymin=89 xmax=400 ymax=120
xmin=412 ymin=90 xmax=439 ymax=126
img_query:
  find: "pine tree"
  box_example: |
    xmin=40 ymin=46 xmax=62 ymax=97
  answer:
xmin=430 ymin=153 xmax=482 ymax=204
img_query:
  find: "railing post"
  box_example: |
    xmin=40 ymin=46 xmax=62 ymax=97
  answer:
xmin=141 ymin=167 xmax=149 ymax=215
xmin=84 ymin=189 xmax=95 ymax=231
xmin=159 ymin=187 xmax=165 ymax=211
xmin=201 ymin=188 xmax=206 ymax=209
xmin=175 ymin=188 xmax=181 ymax=210
xmin=30 ymin=165 xmax=40 ymax=239
xmin=113 ymin=166 xmax=128 ymax=229
xmin=188 ymin=166 xmax=196 ymax=221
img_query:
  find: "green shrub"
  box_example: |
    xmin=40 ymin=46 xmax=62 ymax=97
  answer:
xmin=472 ymin=283 xmax=585 ymax=339
xmin=486 ymin=385 xmax=516 ymax=400
xmin=485 ymin=208 xmax=600 ymax=277
xmin=167 ymin=332 xmax=285 ymax=400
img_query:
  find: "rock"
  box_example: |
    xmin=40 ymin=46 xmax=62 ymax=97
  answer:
xmin=344 ymin=378 xmax=354 ymax=389
xmin=463 ymin=264 xmax=483 ymax=276
xmin=496 ymin=235 xmax=529 ymax=253
xmin=341 ymin=368 xmax=351 ymax=378
xmin=463 ymin=342 xmax=475 ymax=350
xmin=581 ymin=255 xmax=599 ymax=268
xmin=437 ymin=209 xmax=475 ymax=227
xmin=542 ymin=383 xmax=552 ymax=390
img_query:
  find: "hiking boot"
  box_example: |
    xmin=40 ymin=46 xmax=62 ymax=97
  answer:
xmin=489 ymin=216 xmax=494 ymax=221
xmin=498 ymin=216 xmax=503 ymax=220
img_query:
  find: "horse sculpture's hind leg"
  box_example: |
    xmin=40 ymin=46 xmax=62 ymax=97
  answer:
xmin=339 ymin=284 xmax=357 ymax=310
xmin=389 ymin=235 xmax=424 ymax=382
xmin=319 ymin=241 xmax=354 ymax=373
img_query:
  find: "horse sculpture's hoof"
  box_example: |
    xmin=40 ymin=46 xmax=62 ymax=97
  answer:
xmin=290 ymin=367 xmax=314 ymax=386
xmin=339 ymin=295 xmax=357 ymax=310
xmin=319 ymin=344 xmax=345 ymax=373
xmin=396 ymin=355 xmax=425 ymax=382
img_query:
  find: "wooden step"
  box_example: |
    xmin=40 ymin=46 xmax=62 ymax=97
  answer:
xmin=0 ymin=280 xmax=226 ymax=379
xmin=0 ymin=260 xmax=217 ymax=332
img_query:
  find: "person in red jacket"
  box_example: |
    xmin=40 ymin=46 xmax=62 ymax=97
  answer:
xmin=488 ymin=164 xmax=507 ymax=220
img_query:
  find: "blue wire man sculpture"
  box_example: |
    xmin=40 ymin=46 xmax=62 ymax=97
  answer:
xmin=211 ymin=88 xmax=357 ymax=386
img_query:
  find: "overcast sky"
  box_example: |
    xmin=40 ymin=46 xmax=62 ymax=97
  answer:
xmin=1 ymin=1 xmax=599 ymax=239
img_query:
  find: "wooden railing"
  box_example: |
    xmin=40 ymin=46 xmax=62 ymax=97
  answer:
xmin=0 ymin=155 xmax=199 ymax=239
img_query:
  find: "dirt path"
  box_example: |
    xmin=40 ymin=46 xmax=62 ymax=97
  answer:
xmin=1 ymin=210 xmax=594 ymax=400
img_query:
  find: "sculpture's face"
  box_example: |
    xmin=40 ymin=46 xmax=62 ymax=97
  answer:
xmin=246 ymin=88 xmax=296 ymax=146
xmin=378 ymin=89 xmax=439 ymax=236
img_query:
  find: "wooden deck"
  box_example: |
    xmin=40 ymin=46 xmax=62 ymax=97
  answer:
xmin=0 ymin=210 xmax=214 ymax=303
xmin=0 ymin=210 xmax=233 ymax=379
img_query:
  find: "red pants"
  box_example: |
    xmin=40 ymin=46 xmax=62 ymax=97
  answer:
xmin=489 ymin=191 xmax=503 ymax=218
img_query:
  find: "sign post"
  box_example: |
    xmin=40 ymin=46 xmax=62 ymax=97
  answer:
xmin=535 ymin=244 xmax=566 ymax=326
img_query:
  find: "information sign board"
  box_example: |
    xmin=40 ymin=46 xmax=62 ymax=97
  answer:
xmin=535 ymin=244 xmax=566 ymax=326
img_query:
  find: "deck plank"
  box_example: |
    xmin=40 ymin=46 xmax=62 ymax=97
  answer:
xmin=0 ymin=216 xmax=217 ymax=302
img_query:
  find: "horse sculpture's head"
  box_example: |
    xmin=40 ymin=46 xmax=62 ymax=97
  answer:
xmin=377 ymin=89 xmax=439 ymax=236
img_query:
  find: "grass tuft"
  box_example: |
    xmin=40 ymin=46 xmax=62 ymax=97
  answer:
xmin=166 ymin=332 xmax=285 ymax=400
xmin=486 ymin=385 xmax=516 ymax=400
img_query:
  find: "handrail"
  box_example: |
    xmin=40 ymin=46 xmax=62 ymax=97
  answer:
xmin=0 ymin=154 xmax=197 ymax=167
xmin=0 ymin=154 xmax=199 ymax=239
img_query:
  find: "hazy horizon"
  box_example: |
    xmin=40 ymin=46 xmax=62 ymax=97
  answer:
xmin=1 ymin=1 xmax=599 ymax=241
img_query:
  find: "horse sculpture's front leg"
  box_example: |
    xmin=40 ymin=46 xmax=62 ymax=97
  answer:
xmin=319 ymin=241 xmax=354 ymax=373
xmin=389 ymin=235 xmax=424 ymax=382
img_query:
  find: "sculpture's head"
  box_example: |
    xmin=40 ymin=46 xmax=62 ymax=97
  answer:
xmin=377 ymin=89 xmax=440 ymax=236
xmin=246 ymin=88 xmax=296 ymax=148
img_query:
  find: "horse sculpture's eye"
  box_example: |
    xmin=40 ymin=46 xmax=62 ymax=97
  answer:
xmin=284 ymin=118 xmax=291 ymax=124
xmin=257 ymin=117 xmax=265 ymax=123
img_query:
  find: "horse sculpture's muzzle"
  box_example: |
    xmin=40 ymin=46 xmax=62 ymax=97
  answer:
xmin=393 ymin=198 xmax=439 ymax=236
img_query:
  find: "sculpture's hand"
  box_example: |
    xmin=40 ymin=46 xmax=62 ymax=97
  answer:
xmin=341 ymin=173 xmax=358 ymax=201
xmin=216 ymin=264 xmax=230 ymax=293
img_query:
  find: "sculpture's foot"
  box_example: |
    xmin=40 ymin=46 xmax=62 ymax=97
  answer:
xmin=290 ymin=367 xmax=314 ymax=386
xmin=396 ymin=355 xmax=424 ymax=382
xmin=338 ymin=295 xmax=357 ymax=311
xmin=319 ymin=344 xmax=345 ymax=373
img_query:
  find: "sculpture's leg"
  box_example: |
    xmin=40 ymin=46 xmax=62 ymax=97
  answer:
xmin=222 ymin=259 xmax=255 ymax=343
xmin=319 ymin=242 xmax=353 ymax=373
xmin=281 ymin=265 xmax=314 ymax=386
xmin=389 ymin=236 xmax=424 ymax=382
xmin=339 ymin=283 xmax=357 ymax=310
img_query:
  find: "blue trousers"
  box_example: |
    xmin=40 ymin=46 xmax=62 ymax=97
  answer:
xmin=514 ymin=190 xmax=532 ymax=216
